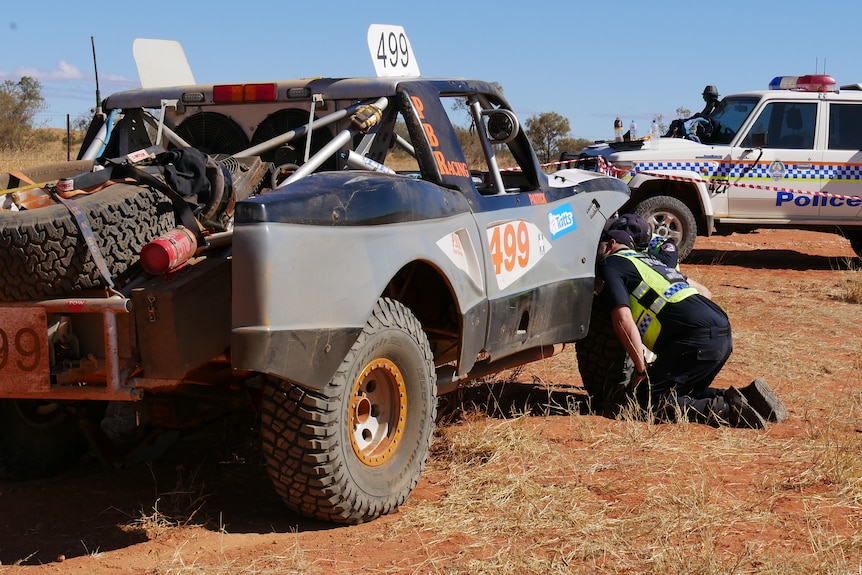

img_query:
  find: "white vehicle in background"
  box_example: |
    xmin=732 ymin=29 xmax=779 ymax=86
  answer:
xmin=579 ymin=74 xmax=862 ymax=260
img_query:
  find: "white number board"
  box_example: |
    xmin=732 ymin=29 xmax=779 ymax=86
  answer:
xmin=367 ymin=24 xmax=420 ymax=78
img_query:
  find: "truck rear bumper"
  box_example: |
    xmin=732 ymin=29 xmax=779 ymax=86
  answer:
xmin=0 ymin=296 xmax=138 ymax=400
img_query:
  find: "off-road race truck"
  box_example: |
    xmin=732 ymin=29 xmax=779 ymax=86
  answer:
xmin=578 ymin=74 xmax=862 ymax=261
xmin=0 ymin=28 xmax=629 ymax=524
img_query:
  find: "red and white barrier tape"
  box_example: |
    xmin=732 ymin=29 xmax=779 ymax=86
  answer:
xmin=502 ymin=158 xmax=862 ymax=203
xmin=502 ymin=158 xmax=595 ymax=172
xmin=504 ymin=156 xmax=627 ymax=177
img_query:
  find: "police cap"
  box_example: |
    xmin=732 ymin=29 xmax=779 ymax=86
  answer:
xmin=604 ymin=213 xmax=651 ymax=249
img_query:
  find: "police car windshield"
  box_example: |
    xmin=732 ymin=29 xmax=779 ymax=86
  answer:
xmin=707 ymin=96 xmax=759 ymax=145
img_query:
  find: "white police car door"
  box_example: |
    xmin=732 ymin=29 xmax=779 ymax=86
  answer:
xmin=728 ymin=101 xmax=821 ymax=219
xmin=820 ymin=100 xmax=862 ymax=219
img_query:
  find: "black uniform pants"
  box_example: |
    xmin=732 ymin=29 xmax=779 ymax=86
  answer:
xmin=638 ymin=325 xmax=733 ymax=423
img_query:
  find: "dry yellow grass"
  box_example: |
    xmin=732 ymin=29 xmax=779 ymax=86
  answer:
xmin=389 ymin=410 xmax=862 ymax=575
xmin=0 ymin=139 xmax=73 ymax=172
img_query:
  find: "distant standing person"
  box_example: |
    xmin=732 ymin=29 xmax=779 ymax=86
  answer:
xmin=594 ymin=214 xmax=787 ymax=428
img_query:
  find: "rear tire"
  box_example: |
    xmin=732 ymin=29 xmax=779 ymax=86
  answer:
xmin=575 ymin=299 xmax=634 ymax=417
xmin=0 ymin=400 xmax=104 ymax=480
xmin=260 ymin=297 xmax=437 ymax=524
xmin=633 ymin=195 xmax=697 ymax=261
xmin=0 ymin=184 xmax=175 ymax=301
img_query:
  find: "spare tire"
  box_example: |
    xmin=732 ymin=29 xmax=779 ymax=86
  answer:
xmin=0 ymin=183 xmax=176 ymax=301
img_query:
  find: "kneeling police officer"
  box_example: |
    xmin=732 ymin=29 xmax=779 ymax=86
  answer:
xmin=595 ymin=214 xmax=786 ymax=428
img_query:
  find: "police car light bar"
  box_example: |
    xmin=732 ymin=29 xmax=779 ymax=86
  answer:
xmin=768 ymin=74 xmax=837 ymax=92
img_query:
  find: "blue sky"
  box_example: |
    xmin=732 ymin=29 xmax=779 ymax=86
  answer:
xmin=3 ymin=0 xmax=862 ymax=142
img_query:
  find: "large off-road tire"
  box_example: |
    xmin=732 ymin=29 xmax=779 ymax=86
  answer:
xmin=260 ymin=297 xmax=437 ymax=524
xmin=0 ymin=399 xmax=104 ymax=480
xmin=846 ymin=232 xmax=862 ymax=260
xmin=633 ymin=195 xmax=697 ymax=261
xmin=0 ymin=184 xmax=175 ymax=301
xmin=575 ymin=299 xmax=634 ymax=417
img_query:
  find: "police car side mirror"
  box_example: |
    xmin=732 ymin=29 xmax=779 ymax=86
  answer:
xmin=751 ymin=132 xmax=768 ymax=148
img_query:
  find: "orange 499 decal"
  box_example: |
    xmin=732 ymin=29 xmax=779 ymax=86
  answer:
xmin=487 ymin=220 xmax=550 ymax=290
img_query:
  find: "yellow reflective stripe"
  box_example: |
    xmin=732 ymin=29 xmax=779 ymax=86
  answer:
xmin=649 ymin=296 xmax=667 ymax=314
xmin=633 ymin=282 xmax=650 ymax=299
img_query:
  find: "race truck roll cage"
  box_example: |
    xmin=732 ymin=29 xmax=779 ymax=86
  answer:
xmin=5 ymin=77 xmax=550 ymax=403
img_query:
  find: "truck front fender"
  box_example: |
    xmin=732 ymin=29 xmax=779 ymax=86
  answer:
xmin=231 ymin=172 xmax=487 ymax=391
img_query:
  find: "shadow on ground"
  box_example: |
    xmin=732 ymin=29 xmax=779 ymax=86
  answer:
xmin=687 ymin=247 xmax=857 ymax=271
xmin=0 ymin=379 xmax=592 ymax=566
xmin=0 ymin=415 xmax=325 ymax=566
xmin=438 ymin=378 xmax=591 ymax=422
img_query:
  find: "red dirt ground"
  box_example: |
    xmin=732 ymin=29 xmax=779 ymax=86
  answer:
xmin=1 ymin=228 xmax=860 ymax=574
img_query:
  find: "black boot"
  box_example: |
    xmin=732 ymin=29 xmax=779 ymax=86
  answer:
xmin=724 ymin=387 xmax=768 ymax=429
xmin=740 ymin=378 xmax=787 ymax=423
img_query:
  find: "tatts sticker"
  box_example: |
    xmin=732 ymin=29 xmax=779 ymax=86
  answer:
xmin=548 ymin=203 xmax=576 ymax=239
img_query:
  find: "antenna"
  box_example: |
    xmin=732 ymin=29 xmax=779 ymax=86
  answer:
xmin=815 ymin=57 xmax=828 ymax=74
xmin=91 ymin=36 xmax=102 ymax=116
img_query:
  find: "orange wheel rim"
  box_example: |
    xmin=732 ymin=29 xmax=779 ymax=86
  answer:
xmin=349 ymin=358 xmax=407 ymax=466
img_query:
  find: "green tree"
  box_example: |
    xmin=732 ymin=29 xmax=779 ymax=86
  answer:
xmin=0 ymin=76 xmax=47 ymax=151
xmin=556 ymin=136 xmax=595 ymax=157
xmin=525 ymin=111 xmax=570 ymax=165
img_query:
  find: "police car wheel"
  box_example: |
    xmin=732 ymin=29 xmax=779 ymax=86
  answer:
xmin=633 ymin=195 xmax=697 ymax=261
xmin=260 ymin=297 xmax=437 ymax=524
xmin=847 ymin=233 xmax=862 ymax=261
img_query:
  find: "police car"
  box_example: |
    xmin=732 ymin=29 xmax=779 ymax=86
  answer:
xmin=579 ymin=74 xmax=862 ymax=260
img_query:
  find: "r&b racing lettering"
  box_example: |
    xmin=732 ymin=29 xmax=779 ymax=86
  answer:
xmin=432 ymin=152 xmax=470 ymax=177
xmin=422 ymin=123 xmax=439 ymax=146
xmin=410 ymin=95 xmax=469 ymax=179
xmin=776 ymin=191 xmax=862 ymax=208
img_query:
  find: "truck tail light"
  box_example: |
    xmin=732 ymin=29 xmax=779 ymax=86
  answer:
xmin=213 ymin=83 xmax=277 ymax=103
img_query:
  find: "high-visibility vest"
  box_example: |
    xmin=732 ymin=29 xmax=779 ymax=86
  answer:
xmin=610 ymin=248 xmax=699 ymax=349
